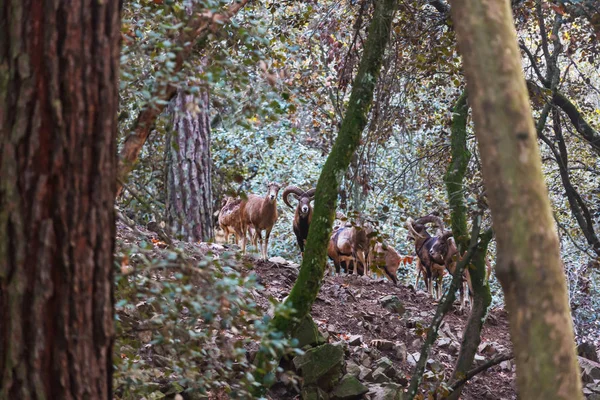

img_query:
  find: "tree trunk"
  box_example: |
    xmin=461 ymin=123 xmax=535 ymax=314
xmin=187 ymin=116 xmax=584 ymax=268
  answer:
xmin=116 ymin=0 xmax=249 ymax=197
xmin=443 ymin=91 xmax=493 ymax=399
xmin=165 ymin=90 xmax=213 ymax=241
xmin=0 ymin=1 xmax=121 ymax=399
xmin=253 ymin=0 xmax=397 ymax=391
xmin=450 ymin=1 xmax=583 ymax=399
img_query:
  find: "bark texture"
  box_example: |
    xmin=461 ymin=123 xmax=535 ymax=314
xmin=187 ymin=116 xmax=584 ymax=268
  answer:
xmin=0 ymin=1 xmax=121 ymax=398
xmin=116 ymin=0 xmax=249 ymax=197
xmin=165 ymin=90 xmax=213 ymax=241
xmin=450 ymin=1 xmax=583 ymax=399
xmin=443 ymin=91 xmax=493 ymax=399
xmin=253 ymin=0 xmax=397 ymax=390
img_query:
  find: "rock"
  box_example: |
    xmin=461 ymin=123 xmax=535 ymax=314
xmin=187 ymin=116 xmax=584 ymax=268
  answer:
xmin=371 ymin=367 xmax=389 ymax=383
xmin=293 ymin=343 xmax=345 ymax=389
xmin=500 ymin=360 xmax=514 ymax=371
xmin=346 ymin=361 xmax=361 ymax=377
xmin=474 ymin=354 xmax=485 ymax=362
xmin=478 ymin=341 xmax=507 ymax=357
xmin=368 ymin=383 xmax=403 ymax=400
xmin=376 ymin=357 xmax=393 ymax=370
xmin=437 ymin=338 xmax=451 ymax=348
xmin=394 ymin=342 xmax=407 ymax=362
xmin=448 ymin=341 xmax=460 ymax=355
xmin=330 ymin=374 xmax=369 ymax=399
xmin=362 ymin=311 xmax=376 ymax=322
xmin=379 ymin=295 xmax=406 ymax=315
xmin=427 ymin=359 xmax=443 ymax=373
xmin=579 ymin=342 xmax=600 ymax=363
xmin=361 ymin=356 xmax=372 ymax=368
xmin=407 ymin=352 xmax=420 ymax=367
xmin=269 ymin=256 xmax=289 ymax=264
xmin=301 ymin=386 xmax=330 ymax=400
xmin=411 ymin=338 xmax=422 ymax=349
xmin=293 ymin=315 xmax=327 ymax=348
xmin=348 ymin=335 xmax=363 ymax=346
xmin=579 ymin=356 xmax=600 ymax=383
xmin=358 ymin=366 xmax=372 ymax=381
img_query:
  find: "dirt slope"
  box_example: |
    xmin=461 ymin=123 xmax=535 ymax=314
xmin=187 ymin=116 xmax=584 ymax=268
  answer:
xmin=116 ymin=219 xmax=516 ymax=399
xmin=249 ymin=256 xmax=516 ymax=400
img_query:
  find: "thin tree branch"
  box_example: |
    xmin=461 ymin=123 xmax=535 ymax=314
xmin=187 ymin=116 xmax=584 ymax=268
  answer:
xmin=448 ymin=353 xmax=514 ymax=392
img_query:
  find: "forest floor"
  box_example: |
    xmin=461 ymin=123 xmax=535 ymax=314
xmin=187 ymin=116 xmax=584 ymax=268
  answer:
xmin=248 ymin=257 xmax=516 ymax=400
xmin=116 ymin=220 xmax=516 ymax=399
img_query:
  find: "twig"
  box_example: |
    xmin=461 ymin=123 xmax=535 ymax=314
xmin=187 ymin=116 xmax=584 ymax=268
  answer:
xmin=405 ymin=216 xmax=482 ymax=400
xmin=448 ymin=353 xmax=514 ymax=392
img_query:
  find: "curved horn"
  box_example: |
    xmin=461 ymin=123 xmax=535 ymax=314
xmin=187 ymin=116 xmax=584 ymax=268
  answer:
xmin=440 ymin=230 xmax=453 ymax=241
xmin=282 ymin=186 xmax=304 ymax=209
xmin=304 ymin=188 xmax=316 ymax=200
xmin=405 ymin=217 xmax=426 ymax=239
xmin=415 ymin=214 xmax=445 ymax=235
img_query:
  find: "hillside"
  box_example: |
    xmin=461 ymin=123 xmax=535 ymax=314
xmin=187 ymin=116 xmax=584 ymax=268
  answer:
xmin=115 ymin=219 xmax=520 ymax=399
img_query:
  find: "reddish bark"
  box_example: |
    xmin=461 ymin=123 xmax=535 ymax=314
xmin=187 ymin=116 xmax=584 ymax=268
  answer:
xmin=0 ymin=1 xmax=121 ymax=398
xmin=165 ymin=90 xmax=213 ymax=241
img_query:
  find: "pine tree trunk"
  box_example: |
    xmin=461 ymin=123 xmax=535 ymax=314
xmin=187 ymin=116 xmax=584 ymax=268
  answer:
xmin=0 ymin=1 xmax=121 ymax=399
xmin=450 ymin=1 xmax=583 ymax=399
xmin=165 ymin=90 xmax=213 ymax=242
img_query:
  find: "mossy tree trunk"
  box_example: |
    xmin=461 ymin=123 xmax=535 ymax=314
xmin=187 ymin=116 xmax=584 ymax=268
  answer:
xmin=254 ymin=0 xmax=398 ymax=388
xmin=443 ymin=92 xmax=493 ymax=399
xmin=0 ymin=1 xmax=121 ymax=398
xmin=165 ymin=90 xmax=213 ymax=241
xmin=450 ymin=1 xmax=583 ymax=399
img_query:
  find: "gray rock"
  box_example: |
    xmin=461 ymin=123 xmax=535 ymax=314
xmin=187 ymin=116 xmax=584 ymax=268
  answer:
xmin=330 ymin=374 xmax=369 ymax=399
xmin=348 ymin=335 xmax=363 ymax=346
xmin=500 ymin=359 xmax=513 ymax=371
xmin=293 ymin=343 xmax=345 ymax=388
xmin=407 ymin=352 xmax=421 ymax=367
xmin=268 ymin=256 xmax=289 ymax=264
xmin=394 ymin=343 xmax=407 ymax=362
xmin=580 ymin=356 xmax=600 ymax=383
xmin=301 ymin=386 xmax=330 ymax=400
xmin=346 ymin=361 xmax=361 ymax=377
xmin=293 ymin=315 xmax=327 ymax=348
xmin=371 ymin=367 xmax=389 ymax=383
xmin=358 ymin=365 xmax=372 ymax=381
xmin=376 ymin=357 xmax=394 ymax=370
xmin=379 ymin=295 xmax=406 ymax=315
xmin=367 ymin=383 xmax=403 ymax=400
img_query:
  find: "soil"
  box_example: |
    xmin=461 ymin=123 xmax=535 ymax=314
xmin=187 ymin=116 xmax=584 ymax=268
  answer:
xmin=248 ymin=257 xmax=516 ymax=400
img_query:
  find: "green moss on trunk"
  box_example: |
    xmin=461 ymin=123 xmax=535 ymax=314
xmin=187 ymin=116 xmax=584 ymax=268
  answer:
xmin=443 ymin=91 xmax=494 ymax=399
xmin=253 ymin=0 xmax=398 ymax=390
xmin=272 ymin=0 xmax=397 ymax=336
xmin=451 ymin=1 xmax=583 ymax=398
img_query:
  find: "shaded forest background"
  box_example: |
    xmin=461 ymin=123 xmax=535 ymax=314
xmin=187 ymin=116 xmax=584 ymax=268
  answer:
xmin=1 ymin=0 xmax=599 ymax=399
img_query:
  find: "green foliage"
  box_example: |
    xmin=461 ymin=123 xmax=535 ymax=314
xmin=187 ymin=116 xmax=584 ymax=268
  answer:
xmin=113 ymin=240 xmax=298 ymax=398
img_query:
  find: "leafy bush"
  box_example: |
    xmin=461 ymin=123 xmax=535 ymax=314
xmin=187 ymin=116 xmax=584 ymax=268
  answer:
xmin=113 ymin=236 xmax=298 ymax=399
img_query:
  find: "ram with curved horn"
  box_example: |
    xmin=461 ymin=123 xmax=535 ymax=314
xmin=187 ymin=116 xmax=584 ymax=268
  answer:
xmin=429 ymin=230 xmax=493 ymax=311
xmin=282 ymin=185 xmax=316 ymax=256
xmin=405 ymin=215 xmax=447 ymax=299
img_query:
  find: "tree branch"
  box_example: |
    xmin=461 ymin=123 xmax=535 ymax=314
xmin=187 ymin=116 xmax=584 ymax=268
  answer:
xmin=116 ymin=0 xmax=250 ymax=197
xmin=448 ymin=353 xmax=514 ymax=392
xmin=406 ymin=217 xmax=482 ymax=400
